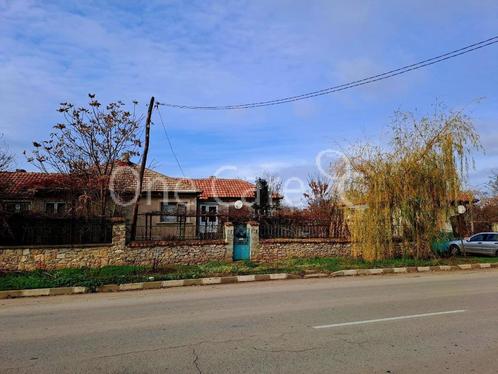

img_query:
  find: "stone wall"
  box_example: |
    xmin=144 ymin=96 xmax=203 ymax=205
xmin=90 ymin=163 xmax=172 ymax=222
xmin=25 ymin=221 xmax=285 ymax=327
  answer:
xmin=253 ymin=238 xmax=351 ymax=263
xmin=0 ymin=222 xmax=232 ymax=272
xmin=0 ymin=221 xmax=353 ymax=271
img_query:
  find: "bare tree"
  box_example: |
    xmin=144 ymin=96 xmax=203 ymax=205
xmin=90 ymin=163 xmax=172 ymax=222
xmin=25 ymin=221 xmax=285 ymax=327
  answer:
xmin=0 ymin=134 xmax=14 ymax=171
xmin=261 ymin=171 xmax=283 ymax=198
xmin=24 ymin=94 xmax=143 ymax=216
xmin=489 ymin=171 xmax=498 ymax=197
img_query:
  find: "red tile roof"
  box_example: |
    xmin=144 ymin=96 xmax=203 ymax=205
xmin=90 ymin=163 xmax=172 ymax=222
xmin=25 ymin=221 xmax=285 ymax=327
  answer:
xmin=0 ymin=171 xmax=278 ymax=201
xmin=181 ymin=177 xmax=256 ymax=200
xmin=0 ymin=172 xmax=58 ymax=198
xmin=112 ymin=164 xmax=199 ymax=193
xmin=0 ymin=168 xmax=200 ymax=198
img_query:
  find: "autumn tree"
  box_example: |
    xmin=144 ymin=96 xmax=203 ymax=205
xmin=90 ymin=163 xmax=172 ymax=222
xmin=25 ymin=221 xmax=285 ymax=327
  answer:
xmin=469 ymin=172 xmax=498 ymax=230
xmin=303 ymin=174 xmax=348 ymax=238
xmin=303 ymin=174 xmax=333 ymax=216
xmin=337 ymin=106 xmax=480 ymax=260
xmin=25 ymin=94 xmax=142 ymax=216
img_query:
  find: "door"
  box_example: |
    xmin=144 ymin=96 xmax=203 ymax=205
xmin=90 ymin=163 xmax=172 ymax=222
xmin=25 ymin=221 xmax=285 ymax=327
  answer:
xmin=198 ymin=204 xmax=218 ymax=234
xmin=464 ymin=234 xmax=486 ymax=255
xmin=483 ymin=233 xmax=498 ymax=256
xmin=233 ymin=223 xmax=250 ymax=260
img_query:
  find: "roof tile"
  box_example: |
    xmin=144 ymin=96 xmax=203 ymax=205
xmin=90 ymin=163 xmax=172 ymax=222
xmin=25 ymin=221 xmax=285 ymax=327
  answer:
xmin=180 ymin=177 xmax=256 ymax=200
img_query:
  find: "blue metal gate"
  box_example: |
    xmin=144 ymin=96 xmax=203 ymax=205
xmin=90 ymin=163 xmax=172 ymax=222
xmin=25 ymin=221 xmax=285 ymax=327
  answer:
xmin=233 ymin=224 xmax=250 ymax=260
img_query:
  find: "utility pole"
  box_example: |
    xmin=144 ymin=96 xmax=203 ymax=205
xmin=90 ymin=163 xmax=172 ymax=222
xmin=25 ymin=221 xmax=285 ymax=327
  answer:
xmin=130 ymin=96 xmax=155 ymax=241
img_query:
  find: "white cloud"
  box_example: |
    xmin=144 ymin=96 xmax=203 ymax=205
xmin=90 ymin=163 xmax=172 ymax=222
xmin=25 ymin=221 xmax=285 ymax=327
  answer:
xmin=1 ymin=0 xmax=498 ymax=189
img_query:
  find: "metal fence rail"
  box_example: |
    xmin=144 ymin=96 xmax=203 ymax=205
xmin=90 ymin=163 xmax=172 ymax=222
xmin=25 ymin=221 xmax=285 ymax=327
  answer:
xmin=0 ymin=214 xmax=113 ymax=246
xmin=259 ymin=218 xmax=331 ymax=239
xmin=135 ymin=212 xmax=225 ymax=241
xmin=133 ymin=212 xmax=350 ymax=242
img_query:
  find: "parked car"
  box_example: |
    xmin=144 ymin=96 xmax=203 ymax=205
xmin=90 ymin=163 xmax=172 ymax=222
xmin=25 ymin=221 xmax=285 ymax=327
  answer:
xmin=447 ymin=232 xmax=498 ymax=256
xmin=431 ymin=232 xmax=457 ymax=256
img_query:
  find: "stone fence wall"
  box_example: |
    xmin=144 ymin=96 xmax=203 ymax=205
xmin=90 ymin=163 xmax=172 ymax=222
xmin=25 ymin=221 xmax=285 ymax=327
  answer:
xmin=246 ymin=221 xmax=351 ymax=262
xmin=0 ymin=222 xmax=233 ymax=272
xmin=0 ymin=220 xmax=352 ymax=272
xmin=253 ymin=238 xmax=351 ymax=263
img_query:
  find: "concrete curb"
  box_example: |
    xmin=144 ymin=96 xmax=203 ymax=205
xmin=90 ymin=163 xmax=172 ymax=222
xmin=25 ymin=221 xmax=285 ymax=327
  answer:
xmin=1 ymin=263 xmax=497 ymax=299
xmin=0 ymin=286 xmax=88 ymax=299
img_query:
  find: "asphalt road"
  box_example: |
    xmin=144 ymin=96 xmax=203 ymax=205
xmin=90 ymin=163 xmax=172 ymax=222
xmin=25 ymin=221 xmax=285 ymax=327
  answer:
xmin=1 ymin=270 xmax=498 ymax=373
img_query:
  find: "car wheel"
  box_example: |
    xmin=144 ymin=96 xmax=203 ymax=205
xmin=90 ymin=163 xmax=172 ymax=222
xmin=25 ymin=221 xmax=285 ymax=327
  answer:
xmin=449 ymin=245 xmax=460 ymax=256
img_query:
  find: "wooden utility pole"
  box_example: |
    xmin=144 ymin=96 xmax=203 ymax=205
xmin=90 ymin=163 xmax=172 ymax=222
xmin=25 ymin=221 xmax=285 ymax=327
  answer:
xmin=130 ymin=96 xmax=155 ymax=241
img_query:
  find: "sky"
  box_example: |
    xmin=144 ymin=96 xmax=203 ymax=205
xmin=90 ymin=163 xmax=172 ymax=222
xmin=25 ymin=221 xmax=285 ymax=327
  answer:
xmin=1 ymin=0 xmax=498 ymax=205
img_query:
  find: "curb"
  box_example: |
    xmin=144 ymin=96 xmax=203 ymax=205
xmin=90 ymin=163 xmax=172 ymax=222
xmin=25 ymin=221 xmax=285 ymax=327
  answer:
xmin=0 ymin=286 xmax=87 ymax=299
xmin=1 ymin=262 xmax=497 ymax=299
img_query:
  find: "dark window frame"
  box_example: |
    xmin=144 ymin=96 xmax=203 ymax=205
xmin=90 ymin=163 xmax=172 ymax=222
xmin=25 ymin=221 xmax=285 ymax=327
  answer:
xmin=4 ymin=201 xmax=32 ymax=213
xmin=469 ymin=234 xmax=485 ymax=242
xmin=160 ymin=202 xmax=186 ymax=223
xmin=484 ymin=234 xmax=498 ymax=242
xmin=200 ymin=204 xmax=218 ymax=223
xmin=45 ymin=202 xmax=66 ymax=215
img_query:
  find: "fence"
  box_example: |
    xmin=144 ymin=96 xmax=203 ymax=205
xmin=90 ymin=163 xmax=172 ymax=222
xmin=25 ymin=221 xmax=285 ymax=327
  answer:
xmin=259 ymin=217 xmax=332 ymax=239
xmin=0 ymin=214 xmax=113 ymax=246
xmin=133 ymin=211 xmax=350 ymax=242
xmin=135 ymin=212 xmax=225 ymax=241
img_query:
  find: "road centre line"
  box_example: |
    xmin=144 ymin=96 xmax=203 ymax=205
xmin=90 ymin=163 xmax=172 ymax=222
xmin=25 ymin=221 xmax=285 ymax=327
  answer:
xmin=313 ymin=310 xmax=467 ymax=329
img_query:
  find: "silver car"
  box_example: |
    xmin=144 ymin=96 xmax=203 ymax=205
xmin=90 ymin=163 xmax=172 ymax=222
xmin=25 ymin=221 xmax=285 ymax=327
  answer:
xmin=448 ymin=232 xmax=498 ymax=256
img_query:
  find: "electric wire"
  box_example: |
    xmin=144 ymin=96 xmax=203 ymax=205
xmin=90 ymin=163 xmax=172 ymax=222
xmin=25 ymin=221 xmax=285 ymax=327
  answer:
xmin=159 ymin=36 xmax=498 ymax=110
xmin=155 ymin=106 xmax=186 ymax=177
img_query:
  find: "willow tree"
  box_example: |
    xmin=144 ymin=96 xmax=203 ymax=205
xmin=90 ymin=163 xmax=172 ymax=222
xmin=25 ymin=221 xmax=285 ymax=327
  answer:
xmin=338 ymin=107 xmax=480 ymax=260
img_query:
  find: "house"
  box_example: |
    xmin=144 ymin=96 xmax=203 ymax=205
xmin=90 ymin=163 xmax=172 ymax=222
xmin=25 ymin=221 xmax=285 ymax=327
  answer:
xmin=178 ymin=176 xmax=262 ymax=234
xmin=183 ymin=176 xmax=256 ymax=210
xmin=0 ymin=171 xmax=62 ymax=214
xmin=341 ymin=192 xmax=480 ymax=237
xmin=0 ymin=167 xmax=273 ymax=240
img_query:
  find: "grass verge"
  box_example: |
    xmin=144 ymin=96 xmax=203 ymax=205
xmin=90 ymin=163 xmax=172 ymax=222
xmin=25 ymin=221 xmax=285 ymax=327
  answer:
xmin=1 ymin=256 xmax=497 ymax=291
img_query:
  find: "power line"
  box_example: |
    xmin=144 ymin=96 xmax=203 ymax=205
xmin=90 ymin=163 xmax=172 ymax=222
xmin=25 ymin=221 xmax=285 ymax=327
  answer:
xmin=155 ymin=106 xmax=186 ymax=177
xmin=160 ymin=35 xmax=498 ymax=110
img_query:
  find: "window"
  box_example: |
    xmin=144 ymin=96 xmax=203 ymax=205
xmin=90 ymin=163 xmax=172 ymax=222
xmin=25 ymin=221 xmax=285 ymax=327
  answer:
xmin=160 ymin=203 xmax=186 ymax=223
xmin=4 ymin=201 xmax=31 ymax=213
xmin=200 ymin=204 xmax=218 ymax=223
xmin=45 ymin=202 xmax=66 ymax=215
xmin=484 ymin=234 xmax=498 ymax=242
xmin=469 ymin=234 xmax=485 ymax=242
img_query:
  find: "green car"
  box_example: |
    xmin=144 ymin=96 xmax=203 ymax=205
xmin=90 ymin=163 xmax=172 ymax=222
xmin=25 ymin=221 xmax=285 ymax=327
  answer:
xmin=431 ymin=232 xmax=459 ymax=256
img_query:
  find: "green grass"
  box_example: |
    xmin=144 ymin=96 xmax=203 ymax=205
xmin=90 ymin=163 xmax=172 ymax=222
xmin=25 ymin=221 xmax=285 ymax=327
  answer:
xmin=1 ymin=256 xmax=497 ymax=291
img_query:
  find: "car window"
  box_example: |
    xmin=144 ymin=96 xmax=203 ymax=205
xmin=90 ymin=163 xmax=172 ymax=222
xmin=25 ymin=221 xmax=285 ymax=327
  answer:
xmin=484 ymin=234 xmax=498 ymax=242
xmin=469 ymin=234 xmax=485 ymax=242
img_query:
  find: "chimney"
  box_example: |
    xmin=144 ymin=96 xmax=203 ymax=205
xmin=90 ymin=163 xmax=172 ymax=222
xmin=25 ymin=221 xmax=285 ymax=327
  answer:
xmin=121 ymin=152 xmax=131 ymax=164
xmin=15 ymin=169 xmax=27 ymax=173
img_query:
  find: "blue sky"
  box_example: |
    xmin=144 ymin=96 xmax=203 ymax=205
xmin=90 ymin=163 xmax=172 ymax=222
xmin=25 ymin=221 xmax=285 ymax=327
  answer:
xmin=1 ymin=0 xmax=498 ymax=204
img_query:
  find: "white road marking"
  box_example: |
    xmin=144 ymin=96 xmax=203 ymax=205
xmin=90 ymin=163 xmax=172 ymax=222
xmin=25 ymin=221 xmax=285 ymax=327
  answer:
xmin=313 ymin=309 xmax=467 ymax=329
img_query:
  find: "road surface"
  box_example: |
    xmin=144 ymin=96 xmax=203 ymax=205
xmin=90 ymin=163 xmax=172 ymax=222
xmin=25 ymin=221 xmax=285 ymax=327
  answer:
xmin=1 ymin=270 xmax=498 ymax=373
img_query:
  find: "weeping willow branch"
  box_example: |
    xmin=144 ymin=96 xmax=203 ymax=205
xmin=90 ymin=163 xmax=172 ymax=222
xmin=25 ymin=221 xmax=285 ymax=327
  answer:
xmin=338 ymin=106 xmax=481 ymax=260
